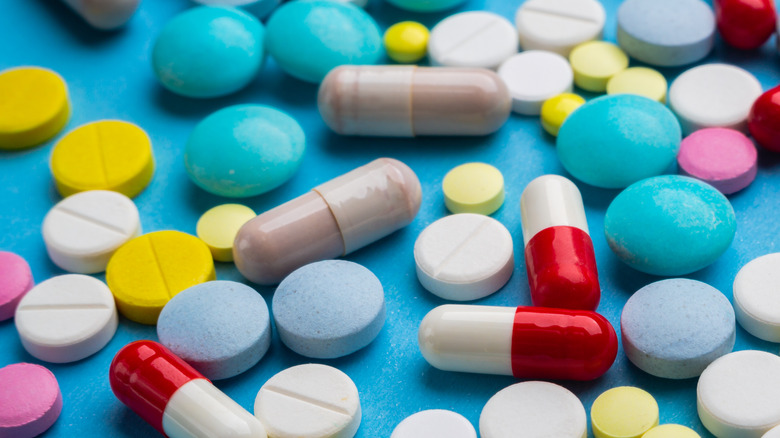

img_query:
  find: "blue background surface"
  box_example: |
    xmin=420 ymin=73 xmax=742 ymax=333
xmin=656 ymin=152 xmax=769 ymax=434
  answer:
xmin=1 ymin=0 xmax=779 ymax=436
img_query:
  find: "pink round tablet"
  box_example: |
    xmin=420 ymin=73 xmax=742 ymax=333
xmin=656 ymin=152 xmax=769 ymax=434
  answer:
xmin=0 ymin=363 xmax=62 ymax=437
xmin=0 ymin=251 xmax=34 ymax=321
xmin=677 ymin=128 xmax=757 ymax=194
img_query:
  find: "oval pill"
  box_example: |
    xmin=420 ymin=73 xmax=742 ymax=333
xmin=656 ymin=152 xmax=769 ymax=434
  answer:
xmin=733 ymin=253 xmax=780 ymax=342
xmin=498 ymin=51 xmax=573 ymax=116
xmin=196 ymin=204 xmax=256 ymax=262
xmin=0 ymin=251 xmax=33 ymax=321
xmin=715 ymin=0 xmax=777 ymax=50
xmin=591 ymin=387 xmax=659 ymax=438
xmin=569 ymin=41 xmax=628 ymax=92
xmin=540 ymin=93 xmax=585 ymax=137
xmin=748 ymin=85 xmax=780 ymax=153
xmin=392 ymin=410 xmax=476 ymax=438
xmin=61 ymin=0 xmax=140 ymax=29
xmin=442 ymin=162 xmax=505 ymax=215
xmin=384 ymin=21 xmax=430 ymax=64
xmin=677 ymin=128 xmax=757 ymax=194
xmin=0 ymin=363 xmax=62 ymax=438
xmin=606 ymin=67 xmax=667 ymax=103
xmin=428 ymin=12 xmax=517 ymax=70
xmin=515 ymin=0 xmax=605 ymax=57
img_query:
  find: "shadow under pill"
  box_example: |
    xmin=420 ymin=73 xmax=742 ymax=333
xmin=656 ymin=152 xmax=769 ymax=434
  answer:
xmin=34 ymin=0 xmax=129 ymax=46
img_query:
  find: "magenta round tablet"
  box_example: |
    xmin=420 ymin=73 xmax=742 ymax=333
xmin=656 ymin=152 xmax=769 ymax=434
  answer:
xmin=0 ymin=363 xmax=62 ymax=437
xmin=677 ymin=128 xmax=757 ymax=194
xmin=0 ymin=251 xmax=34 ymax=321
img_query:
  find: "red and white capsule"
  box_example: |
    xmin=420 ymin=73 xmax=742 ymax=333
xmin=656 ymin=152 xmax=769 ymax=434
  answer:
xmin=520 ymin=174 xmax=600 ymax=310
xmin=109 ymin=340 xmax=266 ymax=438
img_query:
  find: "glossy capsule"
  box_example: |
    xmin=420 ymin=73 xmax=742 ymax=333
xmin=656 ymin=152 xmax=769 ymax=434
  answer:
xmin=715 ymin=0 xmax=777 ymax=49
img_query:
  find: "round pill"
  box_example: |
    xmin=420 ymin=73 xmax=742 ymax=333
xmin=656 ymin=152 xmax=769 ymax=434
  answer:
xmin=643 ymin=425 xmax=700 ymax=438
xmin=591 ymin=387 xmax=659 ymax=438
xmin=391 ymin=410 xmax=476 ymax=438
xmin=748 ymin=85 xmax=780 ymax=153
xmin=733 ymin=253 xmax=780 ymax=342
xmin=668 ymin=63 xmax=763 ymax=135
xmin=273 ymin=260 xmax=385 ymax=358
xmin=557 ymin=94 xmax=681 ymax=189
xmin=715 ymin=0 xmax=777 ymax=50
xmin=184 ymin=105 xmax=305 ymax=198
xmin=106 ymin=230 xmax=216 ymax=325
xmin=606 ymin=67 xmax=667 ymax=103
xmin=617 ymin=0 xmax=715 ymax=67
xmin=498 ymin=51 xmax=573 ymax=116
xmin=677 ymin=128 xmax=757 ymax=194
xmin=0 ymin=363 xmax=62 ymax=437
xmin=479 ymin=381 xmax=587 ymax=438
xmin=766 ymin=425 xmax=780 ymax=438
xmin=192 ymin=0 xmax=280 ymax=19
xmin=621 ymin=279 xmax=735 ymax=379
xmin=15 ymin=274 xmax=118 ymax=363
xmin=265 ymin=0 xmax=382 ymax=83
xmin=540 ymin=93 xmax=585 ymax=137
xmin=428 ymin=12 xmax=518 ymax=70
xmin=50 ymin=120 xmax=154 ymax=198
xmin=605 ymin=175 xmax=736 ymax=276
xmin=157 ymin=281 xmax=271 ymax=380
xmin=569 ymin=41 xmax=628 ymax=92
xmin=442 ymin=162 xmax=505 ymax=215
xmin=196 ymin=204 xmax=256 ymax=262
xmin=698 ymin=350 xmax=780 ymax=437
xmin=152 ymin=6 xmax=264 ymax=98
xmin=384 ymin=21 xmax=429 ymax=64
xmin=515 ymin=0 xmax=605 ymax=57
xmin=0 ymin=251 xmax=33 ymax=322
xmin=254 ymin=363 xmax=361 ymax=438
xmin=43 ymin=190 xmax=141 ymax=274
xmin=0 ymin=67 xmax=70 ymax=150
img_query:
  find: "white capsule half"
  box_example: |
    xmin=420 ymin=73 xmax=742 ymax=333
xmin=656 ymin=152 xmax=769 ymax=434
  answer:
xmin=520 ymin=174 xmax=589 ymax=246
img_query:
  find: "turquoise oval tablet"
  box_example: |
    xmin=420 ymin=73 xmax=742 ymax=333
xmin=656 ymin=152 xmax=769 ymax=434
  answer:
xmin=265 ymin=0 xmax=382 ymax=83
xmin=557 ymin=94 xmax=681 ymax=189
xmin=184 ymin=105 xmax=305 ymax=198
xmin=605 ymin=175 xmax=736 ymax=276
xmin=384 ymin=0 xmax=467 ymax=12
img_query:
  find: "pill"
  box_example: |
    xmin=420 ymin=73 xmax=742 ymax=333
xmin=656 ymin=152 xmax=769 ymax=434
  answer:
xmin=318 ymin=66 xmax=511 ymax=137
xmin=605 ymin=176 xmax=736 ymax=276
xmin=418 ymin=304 xmax=617 ymax=380
xmin=514 ymin=0 xmax=605 ymax=57
xmin=643 ymin=425 xmax=701 ymax=438
xmin=621 ymin=279 xmax=735 ymax=379
xmin=697 ymin=350 xmax=780 ymax=438
xmin=669 ymin=63 xmax=763 ymax=135
xmin=384 ymin=21 xmax=430 ymax=64
xmin=43 ymin=190 xmax=141 ymax=274
xmin=414 ymin=214 xmax=514 ymax=301
xmin=106 ymin=230 xmax=216 ymax=325
xmin=442 ymin=162 xmax=504 ymax=215
xmin=0 ymin=251 xmax=33 ymax=321
xmin=540 ymin=93 xmax=585 ymax=137
xmin=428 ymin=12 xmax=517 ymax=70
xmin=392 ymin=410 xmax=476 ymax=438
xmin=273 ymin=260 xmax=385 ymax=358
xmin=766 ymin=425 xmax=780 ymax=438
xmin=715 ymin=0 xmax=777 ymax=49
xmin=0 ymin=67 xmax=70 ymax=150
xmin=677 ymin=128 xmax=757 ymax=194
xmin=498 ymin=51 xmax=573 ymax=116
xmin=479 ymin=381 xmax=586 ymax=438
xmin=0 ymin=363 xmax=62 ymax=438
xmin=61 ymin=0 xmax=139 ymax=29
xmin=748 ymin=85 xmax=780 ymax=153
xmin=520 ymin=174 xmax=599 ymax=311
xmin=184 ymin=105 xmax=305 ymax=198
xmin=196 ymin=204 xmax=256 ymax=262
xmin=157 ymin=281 xmax=271 ymax=380
xmin=192 ymin=0 xmax=281 ymax=19
xmin=733 ymin=253 xmax=780 ymax=342
xmin=384 ymin=0 xmax=465 ymax=13
xmin=617 ymin=0 xmax=715 ymax=67
xmin=569 ymin=41 xmax=628 ymax=93
xmin=591 ymin=387 xmax=659 ymax=438
xmin=606 ymin=67 xmax=667 ymax=103
xmin=254 ymin=364 xmax=361 ymax=438
xmin=15 ymin=274 xmax=118 ymax=363
xmin=234 ymin=158 xmax=421 ymax=284
xmin=110 ymin=340 xmax=267 ymax=438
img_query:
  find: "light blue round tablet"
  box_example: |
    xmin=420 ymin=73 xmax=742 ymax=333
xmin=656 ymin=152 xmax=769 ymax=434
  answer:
xmin=273 ymin=260 xmax=386 ymax=359
xmin=557 ymin=95 xmax=681 ymax=189
xmin=152 ymin=6 xmax=264 ymax=98
xmin=621 ymin=278 xmax=735 ymax=379
xmin=384 ymin=0 xmax=466 ymax=12
xmin=617 ymin=0 xmax=715 ymax=67
xmin=605 ymin=175 xmax=736 ymax=276
xmin=157 ymin=281 xmax=271 ymax=380
xmin=184 ymin=105 xmax=305 ymax=198
xmin=265 ymin=0 xmax=382 ymax=83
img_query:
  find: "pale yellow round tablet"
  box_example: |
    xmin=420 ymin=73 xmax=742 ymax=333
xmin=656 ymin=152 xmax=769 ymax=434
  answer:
xmin=442 ymin=162 xmax=504 ymax=215
xmin=196 ymin=204 xmax=256 ymax=262
xmin=642 ymin=424 xmax=700 ymax=438
xmin=591 ymin=386 xmax=659 ymax=438
xmin=607 ymin=67 xmax=668 ymax=103
xmin=569 ymin=41 xmax=628 ymax=92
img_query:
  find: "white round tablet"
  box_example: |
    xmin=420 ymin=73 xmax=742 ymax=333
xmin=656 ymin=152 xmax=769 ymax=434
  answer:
xmin=498 ymin=51 xmax=573 ymax=115
xmin=43 ymin=190 xmax=141 ymax=274
xmin=428 ymin=12 xmax=518 ymax=70
xmin=765 ymin=425 xmax=780 ymax=438
xmin=698 ymin=350 xmax=780 ymax=438
xmin=515 ymin=0 xmax=606 ymax=57
xmin=15 ymin=274 xmax=118 ymax=363
xmin=480 ymin=381 xmax=587 ymax=438
xmin=254 ymin=364 xmax=361 ymax=438
xmin=391 ymin=410 xmax=476 ymax=438
xmin=668 ymin=64 xmax=763 ymax=135
xmin=733 ymin=253 xmax=780 ymax=342
xmin=414 ymin=213 xmax=514 ymax=301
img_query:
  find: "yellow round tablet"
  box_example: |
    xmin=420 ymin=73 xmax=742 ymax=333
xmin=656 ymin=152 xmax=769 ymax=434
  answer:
xmin=384 ymin=21 xmax=430 ymax=64
xmin=642 ymin=424 xmax=700 ymax=438
xmin=591 ymin=386 xmax=659 ymax=438
xmin=0 ymin=67 xmax=70 ymax=150
xmin=106 ymin=230 xmax=215 ymax=325
xmin=607 ymin=67 xmax=667 ymax=103
xmin=569 ymin=41 xmax=629 ymax=93
xmin=50 ymin=120 xmax=154 ymax=198
xmin=442 ymin=162 xmax=504 ymax=215
xmin=541 ymin=93 xmax=586 ymax=137
xmin=196 ymin=204 xmax=256 ymax=262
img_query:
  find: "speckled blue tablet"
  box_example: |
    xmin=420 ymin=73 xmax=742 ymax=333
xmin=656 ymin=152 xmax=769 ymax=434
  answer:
xmin=605 ymin=175 xmax=736 ymax=276
xmin=157 ymin=280 xmax=271 ymax=380
xmin=557 ymin=95 xmax=681 ymax=189
xmin=152 ymin=6 xmax=264 ymax=98
xmin=621 ymin=278 xmax=735 ymax=379
xmin=265 ymin=0 xmax=382 ymax=83
xmin=273 ymin=260 xmax=386 ymax=359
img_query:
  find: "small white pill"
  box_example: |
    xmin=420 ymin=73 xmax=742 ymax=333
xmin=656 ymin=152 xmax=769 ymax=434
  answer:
xmin=429 ymin=12 xmax=518 ymax=70
xmin=15 ymin=274 xmax=118 ymax=363
xmin=764 ymin=425 xmax=780 ymax=438
xmin=391 ymin=410 xmax=476 ymax=438
xmin=515 ymin=0 xmax=606 ymax=57
xmin=498 ymin=51 xmax=573 ymax=115
xmin=733 ymin=253 xmax=780 ymax=342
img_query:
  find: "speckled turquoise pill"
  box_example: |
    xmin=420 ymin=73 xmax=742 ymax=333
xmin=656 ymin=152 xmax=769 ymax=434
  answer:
xmin=605 ymin=175 xmax=736 ymax=276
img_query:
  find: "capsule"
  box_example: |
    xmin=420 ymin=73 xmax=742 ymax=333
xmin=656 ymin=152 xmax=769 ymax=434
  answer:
xmin=109 ymin=340 xmax=266 ymax=438
xmin=715 ymin=0 xmax=777 ymax=50
xmin=318 ymin=66 xmax=512 ymax=137
xmin=520 ymin=175 xmax=600 ymax=310
xmin=61 ymin=0 xmax=140 ymax=30
xmin=418 ymin=305 xmax=618 ymax=381
xmin=234 ymin=158 xmax=421 ymax=284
